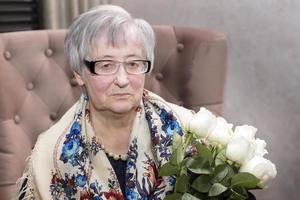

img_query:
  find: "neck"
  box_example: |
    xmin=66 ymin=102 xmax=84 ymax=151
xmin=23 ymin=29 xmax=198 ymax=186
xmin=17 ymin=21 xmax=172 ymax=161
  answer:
xmin=89 ymin=106 xmax=137 ymax=154
xmin=91 ymin=109 xmax=137 ymax=133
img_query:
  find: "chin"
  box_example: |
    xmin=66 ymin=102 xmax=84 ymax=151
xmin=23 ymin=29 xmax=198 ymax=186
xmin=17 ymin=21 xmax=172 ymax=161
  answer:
xmin=109 ymin=101 xmax=138 ymax=114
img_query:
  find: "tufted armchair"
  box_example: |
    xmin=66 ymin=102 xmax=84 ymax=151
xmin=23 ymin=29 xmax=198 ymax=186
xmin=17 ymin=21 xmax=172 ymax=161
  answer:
xmin=0 ymin=26 xmax=227 ymax=199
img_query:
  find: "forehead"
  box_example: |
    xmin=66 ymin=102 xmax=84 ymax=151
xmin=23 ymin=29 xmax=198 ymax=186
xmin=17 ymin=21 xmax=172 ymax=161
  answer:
xmin=90 ymin=27 xmax=144 ymax=58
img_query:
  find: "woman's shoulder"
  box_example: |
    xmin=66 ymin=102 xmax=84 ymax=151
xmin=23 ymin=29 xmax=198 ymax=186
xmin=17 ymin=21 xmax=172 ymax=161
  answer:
xmin=32 ymin=101 xmax=78 ymax=154
xmin=166 ymin=102 xmax=195 ymax=129
xmin=145 ymin=90 xmax=195 ymax=129
xmin=16 ymin=101 xmax=79 ymax=199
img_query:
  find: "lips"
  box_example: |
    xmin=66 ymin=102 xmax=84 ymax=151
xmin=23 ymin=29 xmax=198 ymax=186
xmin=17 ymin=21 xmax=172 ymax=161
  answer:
xmin=110 ymin=89 xmax=132 ymax=97
xmin=110 ymin=93 xmax=132 ymax=99
xmin=111 ymin=93 xmax=131 ymax=96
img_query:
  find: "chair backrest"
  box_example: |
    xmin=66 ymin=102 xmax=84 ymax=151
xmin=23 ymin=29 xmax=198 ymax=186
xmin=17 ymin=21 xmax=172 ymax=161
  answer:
xmin=0 ymin=26 xmax=227 ymax=199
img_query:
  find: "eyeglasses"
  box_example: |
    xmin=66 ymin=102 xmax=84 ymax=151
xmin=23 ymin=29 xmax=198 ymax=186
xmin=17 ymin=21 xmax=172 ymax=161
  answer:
xmin=83 ymin=59 xmax=151 ymax=75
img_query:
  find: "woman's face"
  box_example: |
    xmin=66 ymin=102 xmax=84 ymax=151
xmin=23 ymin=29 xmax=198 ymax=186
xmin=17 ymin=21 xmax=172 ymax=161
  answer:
xmin=75 ymin=33 xmax=146 ymax=115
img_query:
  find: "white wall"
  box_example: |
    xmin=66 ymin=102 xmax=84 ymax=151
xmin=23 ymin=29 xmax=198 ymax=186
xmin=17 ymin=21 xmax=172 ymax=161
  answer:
xmin=108 ymin=0 xmax=300 ymax=199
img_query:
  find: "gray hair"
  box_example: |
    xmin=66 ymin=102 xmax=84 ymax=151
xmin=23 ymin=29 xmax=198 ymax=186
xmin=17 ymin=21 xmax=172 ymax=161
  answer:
xmin=64 ymin=5 xmax=155 ymax=73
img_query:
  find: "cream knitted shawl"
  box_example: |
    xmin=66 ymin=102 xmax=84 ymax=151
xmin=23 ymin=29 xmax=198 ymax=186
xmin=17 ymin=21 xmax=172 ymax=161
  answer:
xmin=16 ymin=90 xmax=194 ymax=200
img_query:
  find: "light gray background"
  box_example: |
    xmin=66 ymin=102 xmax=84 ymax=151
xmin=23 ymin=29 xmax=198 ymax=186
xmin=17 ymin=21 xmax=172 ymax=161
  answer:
xmin=107 ymin=0 xmax=299 ymax=199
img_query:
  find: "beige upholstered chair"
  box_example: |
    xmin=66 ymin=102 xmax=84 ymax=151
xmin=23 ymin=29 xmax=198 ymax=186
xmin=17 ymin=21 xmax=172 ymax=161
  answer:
xmin=0 ymin=26 xmax=227 ymax=199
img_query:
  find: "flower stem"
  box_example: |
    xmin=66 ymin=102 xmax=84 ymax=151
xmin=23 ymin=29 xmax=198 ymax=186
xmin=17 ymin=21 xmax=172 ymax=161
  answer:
xmin=183 ymin=132 xmax=193 ymax=152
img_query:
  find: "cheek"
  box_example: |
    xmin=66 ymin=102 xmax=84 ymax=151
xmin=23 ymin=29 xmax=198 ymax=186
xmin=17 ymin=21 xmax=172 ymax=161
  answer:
xmin=87 ymin=77 xmax=113 ymax=96
xmin=130 ymin=75 xmax=145 ymax=90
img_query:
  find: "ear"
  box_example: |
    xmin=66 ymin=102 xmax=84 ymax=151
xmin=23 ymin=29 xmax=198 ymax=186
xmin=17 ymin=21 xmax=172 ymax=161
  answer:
xmin=74 ymin=71 xmax=85 ymax=86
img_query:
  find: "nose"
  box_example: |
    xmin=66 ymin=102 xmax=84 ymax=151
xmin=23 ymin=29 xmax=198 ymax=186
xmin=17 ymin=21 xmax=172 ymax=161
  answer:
xmin=114 ymin=64 xmax=129 ymax=87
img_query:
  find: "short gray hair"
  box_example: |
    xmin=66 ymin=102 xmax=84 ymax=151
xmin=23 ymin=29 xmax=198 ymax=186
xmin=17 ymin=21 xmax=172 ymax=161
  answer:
xmin=65 ymin=5 xmax=155 ymax=73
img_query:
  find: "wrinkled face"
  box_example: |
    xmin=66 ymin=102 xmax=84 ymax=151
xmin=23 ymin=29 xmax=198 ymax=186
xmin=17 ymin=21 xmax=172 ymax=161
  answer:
xmin=75 ymin=31 xmax=145 ymax=115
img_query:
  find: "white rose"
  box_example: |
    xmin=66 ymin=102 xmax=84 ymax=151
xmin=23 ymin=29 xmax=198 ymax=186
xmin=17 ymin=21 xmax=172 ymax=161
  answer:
xmin=177 ymin=107 xmax=194 ymax=130
xmin=240 ymin=155 xmax=277 ymax=187
xmin=188 ymin=107 xmax=217 ymax=139
xmin=234 ymin=125 xmax=257 ymax=140
xmin=225 ymin=125 xmax=257 ymax=164
xmin=207 ymin=117 xmax=233 ymax=146
xmin=255 ymin=138 xmax=268 ymax=156
xmin=226 ymin=137 xmax=255 ymax=164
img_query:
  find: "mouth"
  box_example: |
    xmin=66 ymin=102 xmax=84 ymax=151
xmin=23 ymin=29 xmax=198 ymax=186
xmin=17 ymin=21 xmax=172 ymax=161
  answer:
xmin=111 ymin=93 xmax=131 ymax=97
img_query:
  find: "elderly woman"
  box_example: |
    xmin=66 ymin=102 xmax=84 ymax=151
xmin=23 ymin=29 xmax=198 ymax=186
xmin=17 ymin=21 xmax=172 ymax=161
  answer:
xmin=16 ymin=5 xmax=194 ymax=200
xmin=17 ymin=5 xmax=260 ymax=200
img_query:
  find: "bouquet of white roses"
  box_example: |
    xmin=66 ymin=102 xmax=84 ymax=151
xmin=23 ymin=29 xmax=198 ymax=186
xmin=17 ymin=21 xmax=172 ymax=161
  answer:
xmin=159 ymin=108 xmax=277 ymax=200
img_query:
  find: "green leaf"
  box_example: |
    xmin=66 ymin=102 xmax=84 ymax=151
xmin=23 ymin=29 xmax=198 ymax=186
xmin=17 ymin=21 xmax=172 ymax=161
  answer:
xmin=159 ymin=162 xmax=179 ymax=176
xmin=231 ymin=186 xmax=248 ymax=197
xmin=193 ymin=192 xmax=206 ymax=199
xmin=186 ymin=156 xmax=211 ymax=175
xmin=214 ymin=148 xmax=227 ymax=166
xmin=207 ymin=197 xmax=218 ymax=200
xmin=173 ymin=132 xmax=183 ymax=149
xmin=165 ymin=193 xmax=183 ymax=200
xmin=227 ymin=188 xmax=247 ymax=200
xmin=170 ymin=147 xmax=185 ymax=166
xmin=230 ymin=172 xmax=260 ymax=189
xmin=210 ymin=164 xmax=228 ymax=184
xmin=220 ymin=165 xmax=235 ymax=187
xmin=181 ymin=193 xmax=201 ymax=200
xmin=196 ymin=143 xmax=213 ymax=164
xmin=180 ymin=165 xmax=188 ymax=176
xmin=208 ymin=183 xmax=228 ymax=197
xmin=175 ymin=174 xmax=189 ymax=193
xmin=191 ymin=175 xmax=211 ymax=193
xmin=189 ymin=168 xmax=211 ymax=175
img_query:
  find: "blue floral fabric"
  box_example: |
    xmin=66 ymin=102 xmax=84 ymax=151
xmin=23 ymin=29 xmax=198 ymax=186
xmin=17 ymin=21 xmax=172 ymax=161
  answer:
xmin=49 ymin=91 xmax=185 ymax=199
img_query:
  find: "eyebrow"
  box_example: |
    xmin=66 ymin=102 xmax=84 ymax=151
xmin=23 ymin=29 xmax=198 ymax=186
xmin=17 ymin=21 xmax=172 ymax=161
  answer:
xmin=94 ymin=54 xmax=142 ymax=60
xmin=93 ymin=55 xmax=113 ymax=59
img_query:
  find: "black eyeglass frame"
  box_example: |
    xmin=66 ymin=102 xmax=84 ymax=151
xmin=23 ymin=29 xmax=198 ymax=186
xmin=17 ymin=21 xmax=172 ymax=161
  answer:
xmin=83 ymin=59 xmax=151 ymax=75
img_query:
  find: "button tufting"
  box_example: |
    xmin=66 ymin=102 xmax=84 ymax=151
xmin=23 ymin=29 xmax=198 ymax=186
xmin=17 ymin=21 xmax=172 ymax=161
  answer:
xmin=50 ymin=112 xmax=58 ymax=121
xmin=4 ymin=51 xmax=12 ymax=60
xmin=178 ymin=101 xmax=184 ymax=106
xmin=45 ymin=49 xmax=53 ymax=57
xmin=27 ymin=82 xmax=34 ymax=90
xmin=177 ymin=43 xmax=184 ymax=52
xmin=14 ymin=115 xmax=20 ymax=124
xmin=155 ymin=73 xmax=164 ymax=81
xmin=70 ymin=78 xmax=78 ymax=87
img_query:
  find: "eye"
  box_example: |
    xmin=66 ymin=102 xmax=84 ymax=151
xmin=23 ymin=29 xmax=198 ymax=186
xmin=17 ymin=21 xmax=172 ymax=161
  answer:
xmin=101 ymin=62 xmax=114 ymax=69
xmin=127 ymin=61 xmax=140 ymax=68
xmin=96 ymin=61 xmax=115 ymax=70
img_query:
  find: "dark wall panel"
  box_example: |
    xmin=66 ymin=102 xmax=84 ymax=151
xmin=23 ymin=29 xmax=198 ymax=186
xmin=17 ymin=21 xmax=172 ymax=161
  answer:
xmin=0 ymin=0 xmax=41 ymax=33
